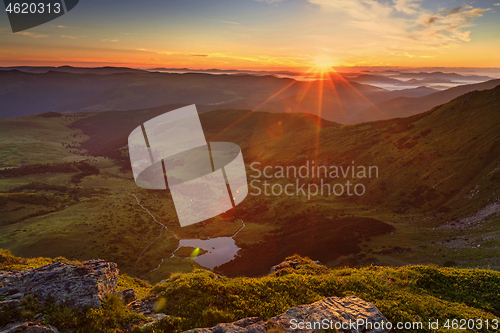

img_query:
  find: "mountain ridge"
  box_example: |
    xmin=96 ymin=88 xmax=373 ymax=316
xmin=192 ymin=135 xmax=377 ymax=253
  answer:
xmin=355 ymin=78 xmax=500 ymax=122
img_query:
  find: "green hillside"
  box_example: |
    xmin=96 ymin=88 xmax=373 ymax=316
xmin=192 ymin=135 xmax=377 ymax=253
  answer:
xmin=0 ymin=84 xmax=499 ymax=282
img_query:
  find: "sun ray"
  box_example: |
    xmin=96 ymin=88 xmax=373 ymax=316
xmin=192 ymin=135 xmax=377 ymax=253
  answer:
xmin=314 ymin=70 xmax=324 ymax=165
xmin=208 ymin=67 xmax=317 ymax=142
xmin=327 ymin=69 xmax=388 ymax=120
xmin=325 ymin=71 xmax=347 ymax=121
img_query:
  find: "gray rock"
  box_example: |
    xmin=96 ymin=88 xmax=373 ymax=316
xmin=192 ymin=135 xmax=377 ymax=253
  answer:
xmin=183 ymin=296 xmax=389 ymax=333
xmin=128 ymin=295 xmax=158 ymax=315
xmin=0 ymin=322 xmax=59 ymax=333
xmin=0 ymin=260 xmax=118 ymax=308
xmin=117 ymin=288 xmax=137 ymax=305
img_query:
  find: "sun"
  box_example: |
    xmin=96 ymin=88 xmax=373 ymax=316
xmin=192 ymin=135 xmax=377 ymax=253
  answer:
xmin=311 ymin=55 xmax=335 ymax=71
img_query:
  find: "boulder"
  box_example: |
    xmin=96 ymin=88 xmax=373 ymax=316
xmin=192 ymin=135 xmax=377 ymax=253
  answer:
xmin=128 ymin=295 xmax=158 ymax=315
xmin=183 ymin=296 xmax=389 ymax=333
xmin=117 ymin=288 xmax=137 ymax=305
xmin=0 ymin=260 xmax=118 ymax=308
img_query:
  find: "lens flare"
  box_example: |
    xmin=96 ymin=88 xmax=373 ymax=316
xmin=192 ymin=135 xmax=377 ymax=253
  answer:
xmin=190 ymin=247 xmax=201 ymax=258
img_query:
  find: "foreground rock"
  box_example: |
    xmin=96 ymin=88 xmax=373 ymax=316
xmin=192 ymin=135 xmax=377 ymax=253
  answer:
xmin=0 ymin=260 xmax=118 ymax=308
xmin=183 ymin=296 xmax=388 ymax=333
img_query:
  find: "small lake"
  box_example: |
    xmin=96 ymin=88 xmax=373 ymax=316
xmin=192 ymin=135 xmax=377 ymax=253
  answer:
xmin=178 ymin=236 xmax=240 ymax=270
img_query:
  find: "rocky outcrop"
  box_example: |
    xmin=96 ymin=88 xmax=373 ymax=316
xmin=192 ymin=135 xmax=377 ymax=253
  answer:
xmin=127 ymin=295 xmax=168 ymax=328
xmin=270 ymin=259 xmax=322 ymax=273
xmin=0 ymin=322 xmax=59 ymax=333
xmin=128 ymin=295 xmax=158 ymax=316
xmin=117 ymin=288 xmax=137 ymax=305
xmin=0 ymin=260 xmax=118 ymax=308
xmin=183 ymin=296 xmax=389 ymax=333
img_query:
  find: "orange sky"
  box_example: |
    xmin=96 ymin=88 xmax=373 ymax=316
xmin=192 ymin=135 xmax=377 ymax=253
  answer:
xmin=1 ymin=0 xmax=499 ymax=69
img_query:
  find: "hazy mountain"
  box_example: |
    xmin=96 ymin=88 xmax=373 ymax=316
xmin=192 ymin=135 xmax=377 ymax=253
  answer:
xmin=0 ymin=67 xmax=494 ymax=125
xmin=0 ymin=66 xmax=146 ymax=75
xmin=382 ymin=86 xmax=438 ymax=98
xmin=405 ymin=78 xmax=455 ymax=84
xmin=349 ymin=74 xmax=412 ymax=85
xmin=354 ymin=79 xmax=500 ymax=123
xmin=0 ymin=69 xmax=423 ymax=121
xmin=395 ymin=71 xmax=491 ymax=81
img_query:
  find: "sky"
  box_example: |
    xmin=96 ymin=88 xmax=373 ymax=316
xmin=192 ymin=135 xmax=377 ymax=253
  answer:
xmin=0 ymin=0 xmax=499 ymax=69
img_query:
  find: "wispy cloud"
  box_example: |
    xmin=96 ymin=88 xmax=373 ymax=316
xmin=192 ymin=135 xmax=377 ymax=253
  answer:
xmin=100 ymin=39 xmax=119 ymax=42
xmin=221 ymin=20 xmax=241 ymax=25
xmin=253 ymin=0 xmax=285 ymax=3
xmin=17 ymin=32 xmax=48 ymax=38
xmin=308 ymin=0 xmax=490 ymax=57
xmin=61 ymin=35 xmax=84 ymax=40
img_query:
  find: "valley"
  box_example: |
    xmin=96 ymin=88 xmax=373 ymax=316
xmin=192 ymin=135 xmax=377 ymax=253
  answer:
xmin=0 ymin=82 xmax=499 ymax=283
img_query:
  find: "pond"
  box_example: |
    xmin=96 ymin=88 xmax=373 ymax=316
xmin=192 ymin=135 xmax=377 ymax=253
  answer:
xmin=172 ymin=220 xmax=245 ymax=270
xmin=178 ymin=236 xmax=240 ymax=270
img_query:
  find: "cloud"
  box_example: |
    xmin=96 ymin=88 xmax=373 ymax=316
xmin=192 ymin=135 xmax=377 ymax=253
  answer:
xmin=17 ymin=32 xmax=48 ymax=38
xmin=61 ymin=35 xmax=83 ymax=39
xmin=100 ymin=39 xmax=119 ymax=42
xmin=424 ymin=16 xmax=438 ymax=26
xmin=190 ymin=54 xmax=209 ymax=57
xmin=308 ymin=0 xmax=490 ymax=58
xmin=393 ymin=0 xmax=421 ymax=14
xmin=440 ymin=6 xmax=463 ymax=16
xmin=495 ymin=3 xmax=500 ymax=6
xmin=253 ymin=0 xmax=285 ymax=3
xmin=221 ymin=21 xmax=241 ymax=25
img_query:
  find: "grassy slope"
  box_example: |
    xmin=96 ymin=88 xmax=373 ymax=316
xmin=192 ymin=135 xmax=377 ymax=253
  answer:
xmin=3 ymin=252 xmax=500 ymax=333
xmin=147 ymin=256 xmax=500 ymax=333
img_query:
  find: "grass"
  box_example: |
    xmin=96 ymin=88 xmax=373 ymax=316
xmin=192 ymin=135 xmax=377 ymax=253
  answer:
xmin=2 ymin=252 xmax=500 ymax=332
xmin=117 ymin=274 xmax=152 ymax=300
xmin=144 ymin=256 xmax=500 ymax=333
xmin=0 ymin=248 xmax=79 ymax=270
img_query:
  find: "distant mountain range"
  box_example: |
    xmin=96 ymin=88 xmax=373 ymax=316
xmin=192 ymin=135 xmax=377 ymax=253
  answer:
xmin=0 ymin=66 xmax=147 ymax=75
xmin=0 ymin=66 xmax=496 ymax=125
xmin=354 ymin=79 xmax=500 ymax=123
